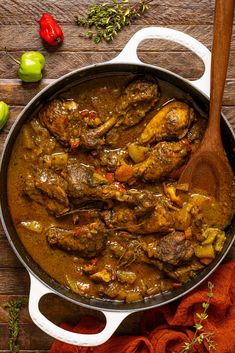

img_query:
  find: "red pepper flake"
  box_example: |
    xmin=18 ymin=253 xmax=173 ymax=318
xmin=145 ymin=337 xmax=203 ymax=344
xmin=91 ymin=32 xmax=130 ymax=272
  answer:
xmin=171 ymin=282 xmax=182 ymax=288
xmin=80 ymin=110 xmax=90 ymax=119
xmin=90 ymin=258 xmax=98 ymax=266
xmin=89 ymin=111 xmax=97 ymax=120
xmin=105 ymin=173 xmax=114 ymax=182
xmin=94 ymin=168 xmax=102 ymax=174
xmin=39 ymin=13 xmax=64 ymax=46
xmin=69 ymin=138 xmax=80 ymax=149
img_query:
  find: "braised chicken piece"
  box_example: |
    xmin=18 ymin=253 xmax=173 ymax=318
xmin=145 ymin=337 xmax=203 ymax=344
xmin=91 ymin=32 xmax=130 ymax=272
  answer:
xmin=108 ymin=232 xmax=194 ymax=268
xmin=39 ymin=98 xmax=117 ymax=149
xmin=142 ymin=231 xmax=195 ymax=266
xmin=47 ymin=220 xmax=107 ymax=258
xmin=39 ymin=99 xmax=81 ymax=147
xmin=133 ymin=140 xmax=189 ymax=182
xmin=24 ymin=170 xmax=70 ymax=216
xmin=139 ymin=100 xmax=195 ymax=144
xmin=23 ymin=155 xmax=172 ymax=216
xmin=114 ymin=78 xmax=160 ymax=127
xmin=114 ymin=140 xmax=189 ymax=183
xmin=167 ymin=260 xmax=204 ymax=283
xmin=102 ymin=204 xmax=174 ymax=234
xmin=107 ymin=235 xmax=146 ymax=265
xmin=39 ymin=78 xmax=160 ymax=149
xmin=66 ymin=159 xmax=131 ymax=205
xmin=97 ymin=114 xmax=204 ymax=172
xmin=66 ymin=157 xmax=173 ymax=210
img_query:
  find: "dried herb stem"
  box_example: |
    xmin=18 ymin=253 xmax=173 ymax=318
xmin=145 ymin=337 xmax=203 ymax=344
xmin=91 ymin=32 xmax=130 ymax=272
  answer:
xmin=4 ymin=297 xmax=28 ymax=353
xmin=75 ymin=0 xmax=153 ymax=43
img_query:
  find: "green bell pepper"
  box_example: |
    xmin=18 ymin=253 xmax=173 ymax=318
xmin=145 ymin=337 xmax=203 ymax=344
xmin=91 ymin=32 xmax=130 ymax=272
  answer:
xmin=18 ymin=52 xmax=45 ymax=82
xmin=0 ymin=101 xmax=9 ymax=130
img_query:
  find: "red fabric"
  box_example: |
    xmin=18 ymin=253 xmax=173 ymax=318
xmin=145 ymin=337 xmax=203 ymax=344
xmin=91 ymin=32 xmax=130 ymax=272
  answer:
xmin=49 ymin=261 xmax=235 ymax=353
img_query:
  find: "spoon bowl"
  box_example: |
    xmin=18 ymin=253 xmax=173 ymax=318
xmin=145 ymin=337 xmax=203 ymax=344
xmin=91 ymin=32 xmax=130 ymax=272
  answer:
xmin=179 ymin=0 xmax=235 ymax=224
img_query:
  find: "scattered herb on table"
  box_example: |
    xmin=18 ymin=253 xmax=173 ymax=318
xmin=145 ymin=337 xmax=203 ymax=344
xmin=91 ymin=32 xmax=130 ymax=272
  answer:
xmin=4 ymin=297 xmax=28 ymax=353
xmin=178 ymin=281 xmax=217 ymax=353
xmin=75 ymin=0 xmax=152 ymax=43
xmin=0 ymin=101 xmax=9 ymax=130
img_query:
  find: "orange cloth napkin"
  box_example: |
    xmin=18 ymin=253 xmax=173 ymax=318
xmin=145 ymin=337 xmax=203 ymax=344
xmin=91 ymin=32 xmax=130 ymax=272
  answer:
xmin=49 ymin=261 xmax=235 ymax=353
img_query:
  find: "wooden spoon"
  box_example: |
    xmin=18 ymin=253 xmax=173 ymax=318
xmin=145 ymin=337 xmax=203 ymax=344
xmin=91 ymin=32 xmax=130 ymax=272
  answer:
xmin=179 ymin=0 xmax=235 ymax=219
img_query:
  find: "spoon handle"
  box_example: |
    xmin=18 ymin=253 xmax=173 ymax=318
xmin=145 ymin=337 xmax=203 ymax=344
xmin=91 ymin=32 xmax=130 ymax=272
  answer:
xmin=205 ymin=0 xmax=235 ymax=144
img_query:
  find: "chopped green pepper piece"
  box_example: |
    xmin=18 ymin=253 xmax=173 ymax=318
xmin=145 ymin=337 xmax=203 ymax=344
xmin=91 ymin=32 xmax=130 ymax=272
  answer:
xmin=18 ymin=52 xmax=45 ymax=82
xmin=0 ymin=101 xmax=9 ymax=130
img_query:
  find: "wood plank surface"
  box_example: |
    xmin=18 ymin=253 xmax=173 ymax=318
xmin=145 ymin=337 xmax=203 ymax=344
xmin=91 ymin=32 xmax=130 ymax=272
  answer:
xmin=1 ymin=24 xmax=235 ymax=52
xmin=0 ymin=0 xmax=235 ymax=352
xmin=0 ymin=1 xmax=215 ymax=25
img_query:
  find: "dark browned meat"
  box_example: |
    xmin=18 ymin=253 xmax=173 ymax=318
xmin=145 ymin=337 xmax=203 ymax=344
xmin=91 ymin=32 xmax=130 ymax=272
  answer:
xmin=39 ymin=99 xmax=81 ymax=147
xmin=24 ymin=170 xmax=70 ymax=216
xmin=40 ymin=78 xmax=160 ymax=150
xmin=168 ymin=260 xmax=204 ymax=283
xmin=107 ymin=235 xmax=147 ymax=266
xmin=186 ymin=118 xmax=207 ymax=143
xmin=98 ymin=148 xmax=129 ymax=171
xmin=107 ymin=232 xmax=194 ymax=271
xmin=80 ymin=116 xmax=117 ymax=149
xmin=115 ymin=78 xmax=160 ymax=127
xmin=139 ymin=101 xmax=195 ymax=144
xmin=23 ymin=156 xmax=173 ymax=216
xmin=66 ymin=157 xmax=170 ymax=209
xmin=102 ymin=204 xmax=174 ymax=234
xmin=132 ymin=140 xmax=189 ymax=182
xmin=66 ymin=159 xmax=129 ymax=204
xmin=101 ymin=206 xmax=137 ymax=230
xmin=39 ymin=98 xmax=117 ymax=150
xmin=47 ymin=221 xmax=107 ymax=258
xmin=113 ymin=141 xmax=189 ymax=183
xmin=142 ymin=231 xmax=195 ymax=265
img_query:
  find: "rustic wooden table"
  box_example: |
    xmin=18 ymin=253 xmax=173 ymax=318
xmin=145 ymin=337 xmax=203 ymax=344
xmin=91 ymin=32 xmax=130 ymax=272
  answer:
xmin=0 ymin=0 xmax=235 ymax=351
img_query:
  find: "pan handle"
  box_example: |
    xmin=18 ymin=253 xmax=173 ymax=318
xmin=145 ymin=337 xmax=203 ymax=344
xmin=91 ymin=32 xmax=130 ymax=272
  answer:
xmin=28 ymin=273 xmax=129 ymax=346
xmin=110 ymin=27 xmax=211 ymax=96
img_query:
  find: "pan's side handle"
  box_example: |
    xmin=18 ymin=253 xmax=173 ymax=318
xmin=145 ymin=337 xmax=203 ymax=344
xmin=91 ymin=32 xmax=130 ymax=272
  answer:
xmin=28 ymin=274 xmax=129 ymax=346
xmin=110 ymin=27 xmax=211 ymax=97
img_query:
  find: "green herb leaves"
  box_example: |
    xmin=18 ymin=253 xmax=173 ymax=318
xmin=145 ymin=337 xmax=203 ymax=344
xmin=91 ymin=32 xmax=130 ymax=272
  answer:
xmin=179 ymin=281 xmax=216 ymax=353
xmin=4 ymin=298 xmax=28 ymax=353
xmin=75 ymin=0 xmax=152 ymax=43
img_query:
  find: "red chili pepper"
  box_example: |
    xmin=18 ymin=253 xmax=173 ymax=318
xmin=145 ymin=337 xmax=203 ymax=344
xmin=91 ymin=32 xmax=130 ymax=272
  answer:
xmin=39 ymin=13 xmax=64 ymax=46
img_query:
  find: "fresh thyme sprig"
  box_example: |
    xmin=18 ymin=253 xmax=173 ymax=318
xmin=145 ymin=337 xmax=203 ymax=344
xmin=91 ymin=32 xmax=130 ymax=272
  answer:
xmin=179 ymin=281 xmax=216 ymax=353
xmin=75 ymin=0 xmax=152 ymax=43
xmin=4 ymin=297 xmax=28 ymax=353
